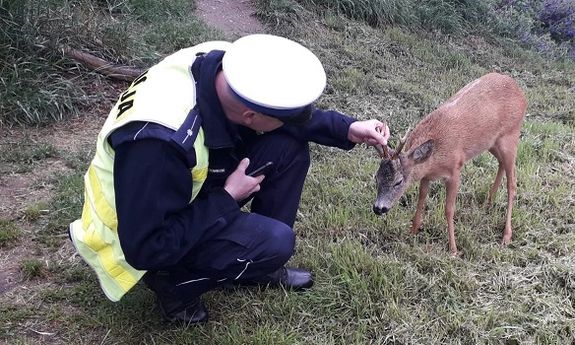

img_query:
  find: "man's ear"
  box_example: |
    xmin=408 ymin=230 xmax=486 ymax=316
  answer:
xmin=242 ymin=110 xmax=257 ymax=125
xmin=408 ymin=139 xmax=434 ymax=164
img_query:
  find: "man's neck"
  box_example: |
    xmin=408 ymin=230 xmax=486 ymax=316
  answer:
xmin=215 ymin=72 xmax=241 ymax=123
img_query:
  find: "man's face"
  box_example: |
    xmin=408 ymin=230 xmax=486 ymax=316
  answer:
xmin=244 ymin=112 xmax=284 ymax=132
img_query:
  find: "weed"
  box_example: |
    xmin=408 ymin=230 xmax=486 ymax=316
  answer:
xmin=0 ymin=219 xmax=20 ymax=248
xmin=20 ymin=258 xmax=45 ymax=280
xmin=23 ymin=202 xmax=50 ymax=222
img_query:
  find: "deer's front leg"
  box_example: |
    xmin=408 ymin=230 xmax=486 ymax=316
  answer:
xmin=445 ymin=173 xmax=461 ymax=256
xmin=411 ymin=178 xmax=430 ymax=234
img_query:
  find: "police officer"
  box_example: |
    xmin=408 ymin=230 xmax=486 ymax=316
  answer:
xmin=69 ymin=34 xmax=390 ymax=324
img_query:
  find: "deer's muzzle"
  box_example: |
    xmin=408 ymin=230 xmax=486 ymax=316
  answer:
xmin=373 ymin=205 xmax=389 ymax=215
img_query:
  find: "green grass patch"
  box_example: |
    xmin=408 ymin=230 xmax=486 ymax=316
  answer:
xmin=0 ymin=219 xmax=20 ymax=248
xmin=36 ymin=172 xmax=85 ymax=248
xmin=23 ymin=202 xmax=51 ymax=222
xmin=294 ymin=0 xmax=490 ymax=34
xmin=0 ymin=305 xmax=36 ymax=340
xmin=20 ymin=258 xmax=46 ymax=280
xmin=0 ymin=139 xmax=58 ymax=174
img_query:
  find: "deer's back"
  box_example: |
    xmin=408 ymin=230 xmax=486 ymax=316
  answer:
xmin=406 ymin=73 xmax=527 ymax=174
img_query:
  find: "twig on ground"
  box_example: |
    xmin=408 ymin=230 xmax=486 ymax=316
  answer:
xmin=61 ymin=46 xmax=143 ymax=81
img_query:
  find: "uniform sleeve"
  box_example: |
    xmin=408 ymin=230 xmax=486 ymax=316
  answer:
xmin=281 ymin=108 xmax=357 ymax=150
xmin=113 ymin=138 xmax=241 ymax=271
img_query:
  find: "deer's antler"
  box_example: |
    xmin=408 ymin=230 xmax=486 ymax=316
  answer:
xmin=374 ymin=144 xmax=390 ymax=159
xmin=374 ymin=122 xmax=391 ymax=159
xmin=391 ymin=127 xmax=411 ymax=160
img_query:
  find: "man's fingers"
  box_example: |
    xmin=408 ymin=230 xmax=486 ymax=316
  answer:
xmin=367 ymin=137 xmax=383 ymax=146
xmin=349 ymin=120 xmax=390 ymax=146
xmin=379 ymin=135 xmax=388 ymax=146
xmin=238 ymin=158 xmax=250 ymax=173
xmin=375 ymin=123 xmax=390 ymax=146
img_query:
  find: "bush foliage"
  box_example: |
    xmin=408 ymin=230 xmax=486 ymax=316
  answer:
xmin=0 ymin=0 xmax=87 ymax=125
xmin=539 ymin=0 xmax=575 ymax=56
xmin=0 ymin=0 xmax=219 ymax=126
xmin=280 ymin=0 xmax=575 ymax=58
xmin=494 ymin=0 xmax=575 ymax=59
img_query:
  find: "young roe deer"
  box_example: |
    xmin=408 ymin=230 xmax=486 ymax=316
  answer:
xmin=373 ymin=73 xmax=527 ymax=255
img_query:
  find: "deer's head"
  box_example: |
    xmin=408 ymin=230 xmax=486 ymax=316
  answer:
xmin=373 ymin=129 xmax=434 ymax=215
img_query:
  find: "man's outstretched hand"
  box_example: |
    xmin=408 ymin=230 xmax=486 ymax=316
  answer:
xmin=347 ymin=119 xmax=390 ymax=147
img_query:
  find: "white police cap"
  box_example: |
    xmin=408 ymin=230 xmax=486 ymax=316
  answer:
xmin=222 ymin=34 xmax=326 ymax=123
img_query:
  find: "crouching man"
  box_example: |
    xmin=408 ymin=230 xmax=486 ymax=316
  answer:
xmin=69 ymin=34 xmax=390 ymax=324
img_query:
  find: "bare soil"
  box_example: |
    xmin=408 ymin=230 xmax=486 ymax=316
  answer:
xmin=195 ymin=0 xmax=265 ymax=37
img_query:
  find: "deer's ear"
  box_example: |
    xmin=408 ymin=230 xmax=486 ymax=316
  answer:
xmin=409 ymin=139 xmax=434 ymax=164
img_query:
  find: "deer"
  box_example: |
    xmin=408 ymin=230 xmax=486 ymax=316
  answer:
xmin=373 ymin=73 xmax=527 ymax=256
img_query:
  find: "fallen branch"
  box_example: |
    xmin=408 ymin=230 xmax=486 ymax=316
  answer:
xmin=62 ymin=46 xmax=143 ymax=81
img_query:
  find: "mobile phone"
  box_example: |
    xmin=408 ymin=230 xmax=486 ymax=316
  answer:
xmin=247 ymin=161 xmax=274 ymax=177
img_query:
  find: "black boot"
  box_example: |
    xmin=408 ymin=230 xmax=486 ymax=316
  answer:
xmin=234 ymin=266 xmax=313 ymax=291
xmin=157 ymin=297 xmax=208 ymax=324
xmin=143 ymin=271 xmax=209 ymax=324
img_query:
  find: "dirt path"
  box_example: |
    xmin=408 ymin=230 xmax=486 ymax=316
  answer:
xmin=195 ymin=0 xmax=265 ymax=37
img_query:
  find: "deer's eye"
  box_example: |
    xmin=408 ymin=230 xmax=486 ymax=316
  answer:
xmin=393 ymin=179 xmax=403 ymax=187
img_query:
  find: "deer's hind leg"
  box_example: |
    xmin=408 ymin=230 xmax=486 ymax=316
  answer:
xmin=486 ymin=147 xmax=505 ymax=208
xmin=445 ymin=171 xmax=462 ymax=256
xmin=493 ymin=134 xmax=520 ymax=246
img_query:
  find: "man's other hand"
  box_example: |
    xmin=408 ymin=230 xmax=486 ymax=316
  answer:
xmin=224 ymin=158 xmax=265 ymax=201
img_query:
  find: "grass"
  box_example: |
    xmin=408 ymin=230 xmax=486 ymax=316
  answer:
xmin=20 ymin=258 xmax=45 ymax=280
xmin=0 ymin=138 xmax=58 ymax=174
xmin=1 ymin=0 xmax=575 ymax=344
xmin=0 ymin=0 xmax=223 ymax=125
xmin=0 ymin=219 xmax=20 ymax=248
xmin=294 ymin=0 xmax=491 ymax=34
xmin=22 ymin=202 xmax=50 ymax=222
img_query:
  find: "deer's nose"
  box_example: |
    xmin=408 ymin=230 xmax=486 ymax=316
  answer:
xmin=373 ymin=205 xmax=389 ymax=215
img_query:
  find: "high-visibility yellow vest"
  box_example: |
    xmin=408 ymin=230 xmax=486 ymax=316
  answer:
xmin=69 ymin=41 xmax=232 ymax=302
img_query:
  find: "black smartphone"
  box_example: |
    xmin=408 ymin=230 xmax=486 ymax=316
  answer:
xmin=247 ymin=161 xmax=274 ymax=177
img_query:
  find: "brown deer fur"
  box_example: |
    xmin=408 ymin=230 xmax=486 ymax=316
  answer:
xmin=373 ymin=73 xmax=527 ymax=255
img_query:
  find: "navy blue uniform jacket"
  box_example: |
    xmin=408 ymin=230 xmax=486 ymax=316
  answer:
xmin=109 ymin=51 xmax=357 ymax=271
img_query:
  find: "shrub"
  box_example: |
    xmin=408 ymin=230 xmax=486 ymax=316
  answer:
xmin=260 ymin=0 xmax=575 ymax=61
xmin=539 ymin=0 xmax=575 ymax=57
xmin=491 ymin=0 xmax=575 ymax=59
xmin=539 ymin=0 xmax=575 ymax=42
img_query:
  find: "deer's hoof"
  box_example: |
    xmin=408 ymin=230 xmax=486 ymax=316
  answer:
xmin=501 ymin=236 xmax=512 ymax=246
xmin=410 ymin=223 xmax=422 ymax=235
xmin=449 ymin=245 xmax=460 ymax=257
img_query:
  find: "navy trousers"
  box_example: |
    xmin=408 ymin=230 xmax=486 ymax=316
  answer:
xmin=158 ymin=132 xmax=310 ymax=301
